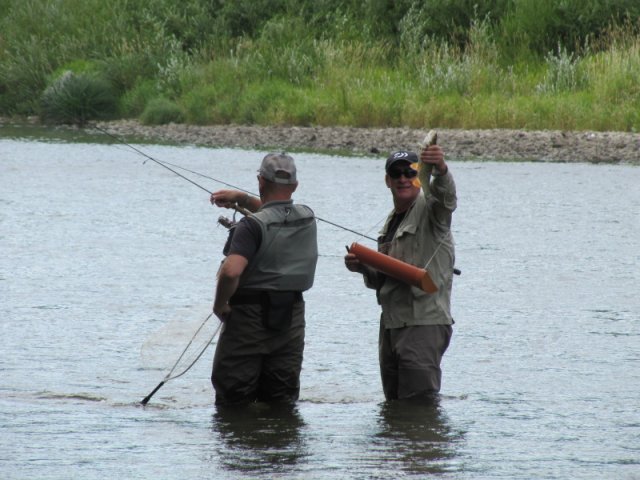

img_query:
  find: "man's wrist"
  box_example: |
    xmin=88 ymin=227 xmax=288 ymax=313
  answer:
xmin=213 ymin=300 xmax=228 ymax=312
xmin=433 ymin=165 xmax=448 ymax=176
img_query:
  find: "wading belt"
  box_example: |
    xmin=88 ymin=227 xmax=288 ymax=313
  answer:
xmin=229 ymin=290 xmax=303 ymax=305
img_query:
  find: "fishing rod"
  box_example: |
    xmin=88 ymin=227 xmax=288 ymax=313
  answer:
xmin=101 ymin=123 xmax=459 ymax=402
xmin=90 ymin=123 xmax=377 ymax=405
xmin=140 ymin=154 xmax=379 ymax=241
xmin=91 ymin=124 xmax=377 ymax=242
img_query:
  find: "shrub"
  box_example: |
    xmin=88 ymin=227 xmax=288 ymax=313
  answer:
xmin=536 ymin=45 xmax=587 ymax=94
xmin=140 ymin=98 xmax=184 ymax=125
xmin=40 ymin=71 xmax=117 ymax=126
xmin=119 ymin=80 xmax=157 ymax=117
xmin=98 ymin=53 xmax=159 ymax=95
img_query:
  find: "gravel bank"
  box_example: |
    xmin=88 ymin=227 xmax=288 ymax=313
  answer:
xmin=93 ymin=120 xmax=640 ymax=164
xmin=2 ymin=117 xmax=638 ymax=164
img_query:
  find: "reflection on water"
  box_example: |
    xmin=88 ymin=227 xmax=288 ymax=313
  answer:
xmin=374 ymin=399 xmax=460 ymax=476
xmin=210 ymin=399 xmax=462 ymax=478
xmin=212 ymin=403 xmax=308 ymax=474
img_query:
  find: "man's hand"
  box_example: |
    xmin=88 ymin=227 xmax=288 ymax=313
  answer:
xmin=420 ymin=145 xmax=447 ymax=175
xmin=344 ymin=252 xmax=364 ymax=273
xmin=213 ymin=254 xmax=247 ymax=322
xmin=210 ymin=189 xmax=245 ymax=208
xmin=213 ymin=302 xmax=231 ymax=322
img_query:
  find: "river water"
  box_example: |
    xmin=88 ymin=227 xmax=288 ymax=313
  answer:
xmin=1 ymin=131 xmax=639 ymax=479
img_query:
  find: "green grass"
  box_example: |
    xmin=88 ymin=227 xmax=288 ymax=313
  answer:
xmin=2 ymin=0 xmax=640 ymax=132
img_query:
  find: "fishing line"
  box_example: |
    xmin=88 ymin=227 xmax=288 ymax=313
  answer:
xmin=140 ymin=312 xmax=221 ymax=405
xmin=140 ymin=152 xmax=377 ymax=241
xmin=91 ymin=123 xmax=377 ymax=241
xmin=89 ymin=122 xmax=373 ymax=405
xmin=93 ymin=124 xmax=214 ymax=195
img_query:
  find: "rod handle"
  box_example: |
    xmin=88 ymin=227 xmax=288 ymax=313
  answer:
xmin=140 ymin=381 xmax=165 ymax=406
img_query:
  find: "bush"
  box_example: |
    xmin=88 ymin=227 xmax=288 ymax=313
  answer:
xmin=536 ymin=46 xmax=587 ymax=94
xmin=499 ymin=0 xmax=640 ymax=60
xmin=119 ymin=80 xmax=157 ymax=117
xmin=98 ymin=53 xmax=159 ymax=95
xmin=40 ymin=71 xmax=117 ymax=126
xmin=140 ymin=98 xmax=184 ymax=125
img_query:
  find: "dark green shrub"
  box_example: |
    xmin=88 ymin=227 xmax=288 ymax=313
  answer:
xmin=119 ymin=80 xmax=157 ymax=117
xmin=98 ymin=54 xmax=159 ymax=95
xmin=246 ymin=17 xmax=325 ymax=85
xmin=205 ymin=0 xmax=289 ymax=39
xmin=140 ymin=98 xmax=184 ymax=125
xmin=40 ymin=71 xmax=117 ymax=126
xmin=499 ymin=0 xmax=640 ymax=60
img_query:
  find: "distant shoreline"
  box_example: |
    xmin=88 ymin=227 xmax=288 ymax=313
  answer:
xmin=95 ymin=121 xmax=640 ymax=165
xmin=3 ymin=117 xmax=639 ymax=164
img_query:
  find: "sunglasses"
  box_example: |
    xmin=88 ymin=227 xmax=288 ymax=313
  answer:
xmin=388 ymin=167 xmax=418 ymax=179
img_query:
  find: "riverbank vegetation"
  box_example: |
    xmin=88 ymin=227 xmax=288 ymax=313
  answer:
xmin=1 ymin=0 xmax=639 ymax=131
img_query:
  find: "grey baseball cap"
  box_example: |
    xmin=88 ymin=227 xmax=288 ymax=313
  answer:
xmin=258 ymin=153 xmax=297 ymax=184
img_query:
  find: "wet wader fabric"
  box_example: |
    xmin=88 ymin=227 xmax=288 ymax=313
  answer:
xmin=211 ymin=299 xmax=305 ymax=406
xmin=379 ymin=321 xmax=452 ymax=400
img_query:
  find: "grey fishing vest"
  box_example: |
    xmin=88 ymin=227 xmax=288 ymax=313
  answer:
xmin=239 ymin=200 xmax=318 ymax=291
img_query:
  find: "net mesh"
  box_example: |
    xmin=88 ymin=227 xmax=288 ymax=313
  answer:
xmin=140 ymin=307 xmax=221 ymax=374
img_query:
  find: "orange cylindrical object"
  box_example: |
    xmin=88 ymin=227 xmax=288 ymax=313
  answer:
xmin=349 ymin=242 xmax=437 ymax=293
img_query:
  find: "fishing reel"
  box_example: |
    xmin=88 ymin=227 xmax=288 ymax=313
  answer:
xmin=217 ymin=215 xmax=236 ymax=230
xmin=217 ymin=204 xmax=247 ymax=256
xmin=217 ymin=201 xmax=248 ymax=230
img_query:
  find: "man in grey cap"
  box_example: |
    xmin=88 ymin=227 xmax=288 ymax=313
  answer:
xmin=209 ymin=153 xmax=318 ymax=407
xmin=344 ymin=143 xmax=457 ymax=402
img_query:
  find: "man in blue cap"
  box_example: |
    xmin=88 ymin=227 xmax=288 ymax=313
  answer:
xmin=345 ymin=142 xmax=457 ymax=401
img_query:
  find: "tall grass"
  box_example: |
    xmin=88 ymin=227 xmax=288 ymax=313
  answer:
xmin=1 ymin=0 xmax=640 ymax=131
